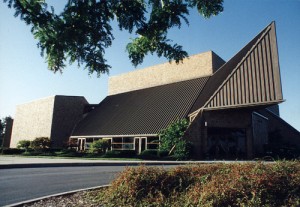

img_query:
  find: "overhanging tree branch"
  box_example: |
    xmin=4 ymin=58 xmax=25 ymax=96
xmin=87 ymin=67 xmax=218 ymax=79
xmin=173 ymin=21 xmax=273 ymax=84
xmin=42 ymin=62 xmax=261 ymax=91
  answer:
xmin=3 ymin=0 xmax=223 ymax=77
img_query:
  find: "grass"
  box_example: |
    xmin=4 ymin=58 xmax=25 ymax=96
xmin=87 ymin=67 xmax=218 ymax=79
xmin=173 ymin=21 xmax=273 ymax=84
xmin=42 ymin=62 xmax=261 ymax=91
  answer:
xmin=91 ymin=161 xmax=300 ymax=207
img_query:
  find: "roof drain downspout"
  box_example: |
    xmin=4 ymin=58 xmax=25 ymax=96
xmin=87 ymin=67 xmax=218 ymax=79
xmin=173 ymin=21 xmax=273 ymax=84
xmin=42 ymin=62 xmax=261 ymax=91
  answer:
xmin=168 ymin=144 xmax=176 ymax=156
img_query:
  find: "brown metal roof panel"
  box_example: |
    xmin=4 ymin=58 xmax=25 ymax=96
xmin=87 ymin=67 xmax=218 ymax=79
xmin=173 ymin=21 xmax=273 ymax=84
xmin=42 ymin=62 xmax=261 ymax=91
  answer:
xmin=189 ymin=22 xmax=283 ymax=113
xmin=72 ymin=77 xmax=209 ymax=136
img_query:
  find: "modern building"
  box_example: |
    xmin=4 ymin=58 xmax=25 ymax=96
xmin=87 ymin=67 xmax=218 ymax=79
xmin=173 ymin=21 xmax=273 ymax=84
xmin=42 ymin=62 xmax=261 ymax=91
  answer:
xmin=10 ymin=95 xmax=88 ymax=148
xmin=1 ymin=117 xmax=13 ymax=148
xmin=10 ymin=22 xmax=300 ymax=159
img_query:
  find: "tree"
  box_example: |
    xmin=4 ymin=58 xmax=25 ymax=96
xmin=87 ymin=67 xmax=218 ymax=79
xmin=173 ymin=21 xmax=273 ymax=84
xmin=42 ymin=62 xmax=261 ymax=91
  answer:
xmin=0 ymin=116 xmax=13 ymax=148
xmin=159 ymin=118 xmax=191 ymax=159
xmin=0 ymin=119 xmax=4 ymax=147
xmin=89 ymin=139 xmax=111 ymax=154
xmin=3 ymin=0 xmax=223 ymax=76
xmin=17 ymin=140 xmax=31 ymax=151
xmin=31 ymin=137 xmax=51 ymax=150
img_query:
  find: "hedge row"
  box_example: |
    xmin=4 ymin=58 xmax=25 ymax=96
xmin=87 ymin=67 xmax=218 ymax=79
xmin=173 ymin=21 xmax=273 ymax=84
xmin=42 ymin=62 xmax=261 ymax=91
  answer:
xmin=95 ymin=161 xmax=300 ymax=207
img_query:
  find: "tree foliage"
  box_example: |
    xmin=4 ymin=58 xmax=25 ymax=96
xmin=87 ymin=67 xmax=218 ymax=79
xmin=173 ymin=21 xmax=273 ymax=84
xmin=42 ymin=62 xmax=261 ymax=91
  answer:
xmin=159 ymin=118 xmax=191 ymax=159
xmin=89 ymin=139 xmax=111 ymax=154
xmin=4 ymin=0 xmax=223 ymax=76
xmin=0 ymin=116 xmax=13 ymax=147
xmin=17 ymin=139 xmax=31 ymax=150
xmin=31 ymin=137 xmax=51 ymax=150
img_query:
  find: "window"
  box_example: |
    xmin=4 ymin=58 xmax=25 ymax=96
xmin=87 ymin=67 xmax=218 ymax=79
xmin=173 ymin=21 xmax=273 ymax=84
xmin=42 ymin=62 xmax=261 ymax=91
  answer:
xmin=147 ymin=137 xmax=159 ymax=150
xmin=112 ymin=137 xmax=135 ymax=150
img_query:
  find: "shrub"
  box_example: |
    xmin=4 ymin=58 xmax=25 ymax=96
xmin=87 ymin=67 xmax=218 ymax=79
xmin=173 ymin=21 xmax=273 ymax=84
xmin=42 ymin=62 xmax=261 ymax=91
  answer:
xmin=157 ymin=150 xmax=169 ymax=158
xmin=159 ymin=119 xmax=191 ymax=160
xmin=31 ymin=137 xmax=51 ymax=151
xmin=22 ymin=150 xmax=41 ymax=156
xmin=89 ymin=139 xmax=111 ymax=154
xmin=95 ymin=161 xmax=300 ymax=207
xmin=63 ymin=139 xmax=78 ymax=149
xmin=102 ymin=150 xmax=121 ymax=158
xmin=102 ymin=150 xmax=136 ymax=158
xmin=17 ymin=140 xmax=31 ymax=151
xmin=56 ymin=149 xmax=85 ymax=157
xmin=2 ymin=148 xmax=24 ymax=154
xmin=118 ymin=150 xmax=137 ymax=157
xmin=138 ymin=149 xmax=159 ymax=160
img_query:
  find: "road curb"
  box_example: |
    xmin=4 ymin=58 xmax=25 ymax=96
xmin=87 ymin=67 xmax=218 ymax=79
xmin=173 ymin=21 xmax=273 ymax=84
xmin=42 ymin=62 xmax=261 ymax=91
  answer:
xmin=4 ymin=185 xmax=110 ymax=207
xmin=0 ymin=160 xmax=258 ymax=169
xmin=0 ymin=161 xmax=204 ymax=169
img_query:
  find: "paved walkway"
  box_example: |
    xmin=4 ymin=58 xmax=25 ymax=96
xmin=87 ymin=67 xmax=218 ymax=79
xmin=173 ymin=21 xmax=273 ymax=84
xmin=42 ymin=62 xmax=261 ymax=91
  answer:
xmin=0 ymin=155 xmax=255 ymax=169
xmin=0 ymin=155 xmax=202 ymax=169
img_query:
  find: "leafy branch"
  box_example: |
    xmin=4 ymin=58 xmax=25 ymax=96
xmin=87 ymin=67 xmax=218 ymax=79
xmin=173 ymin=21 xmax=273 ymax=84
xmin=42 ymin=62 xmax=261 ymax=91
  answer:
xmin=4 ymin=0 xmax=223 ymax=76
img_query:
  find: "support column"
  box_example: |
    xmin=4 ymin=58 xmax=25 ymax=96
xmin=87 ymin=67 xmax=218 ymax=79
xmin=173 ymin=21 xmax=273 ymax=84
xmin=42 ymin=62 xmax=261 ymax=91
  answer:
xmin=202 ymin=121 xmax=208 ymax=159
xmin=246 ymin=126 xmax=254 ymax=159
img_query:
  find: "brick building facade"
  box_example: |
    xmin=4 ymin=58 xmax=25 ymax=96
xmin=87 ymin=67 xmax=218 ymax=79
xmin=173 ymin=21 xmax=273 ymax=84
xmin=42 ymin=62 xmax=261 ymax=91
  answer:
xmin=9 ymin=22 xmax=300 ymax=159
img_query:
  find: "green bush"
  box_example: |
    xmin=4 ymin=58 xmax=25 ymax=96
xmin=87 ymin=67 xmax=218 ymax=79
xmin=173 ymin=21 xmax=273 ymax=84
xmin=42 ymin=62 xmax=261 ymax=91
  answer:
xmin=159 ymin=119 xmax=191 ymax=160
xmin=89 ymin=139 xmax=110 ymax=154
xmin=157 ymin=150 xmax=169 ymax=158
xmin=57 ymin=149 xmax=85 ymax=157
xmin=2 ymin=148 xmax=24 ymax=154
xmin=17 ymin=140 xmax=31 ymax=151
xmin=63 ymin=139 xmax=78 ymax=149
xmin=118 ymin=150 xmax=137 ymax=157
xmin=138 ymin=149 xmax=159 ymax=160
xmin=94 ymin=161 xmax=300 ymax=207
xmin=31 ymin=137 xmax=51 ymax=151
xmin=22 ymin=150 xmax=41 ymax=156
xmin=102 ymin=150 xmax=121 ymax=158
xmin=102 ymin=150 xmax=136 ymax=158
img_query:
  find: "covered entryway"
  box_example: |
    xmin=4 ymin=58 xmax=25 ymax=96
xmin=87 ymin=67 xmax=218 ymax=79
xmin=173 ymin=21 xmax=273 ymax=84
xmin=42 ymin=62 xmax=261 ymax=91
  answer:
xmin=135 ymin=137 xmax=146 ymax=154
xmin=78 ymin=138 xmax=86 ymax=151
xmin=207 ymin=127 xmax=247 ymax=159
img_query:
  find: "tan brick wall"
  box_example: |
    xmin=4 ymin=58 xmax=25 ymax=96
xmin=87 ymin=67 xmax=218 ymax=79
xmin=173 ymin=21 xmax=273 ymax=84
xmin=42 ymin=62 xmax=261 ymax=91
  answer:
xmin=10 ymin=96 xmax=55 ymax=147
xmin=10 ymin=96 xmax=88 ymax=148
xmin=108 ymin=51 xmax=225 ymax=95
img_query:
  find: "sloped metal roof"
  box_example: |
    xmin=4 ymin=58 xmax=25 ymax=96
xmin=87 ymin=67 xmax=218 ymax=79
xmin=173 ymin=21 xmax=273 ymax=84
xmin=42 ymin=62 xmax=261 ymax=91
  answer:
xmin=190 ymin=22 xmax=283 ymax=113
xmin=72 ymin=77 xmax=209 ymax=136
xmin=72 ymin=22 xmax=284 ymax=137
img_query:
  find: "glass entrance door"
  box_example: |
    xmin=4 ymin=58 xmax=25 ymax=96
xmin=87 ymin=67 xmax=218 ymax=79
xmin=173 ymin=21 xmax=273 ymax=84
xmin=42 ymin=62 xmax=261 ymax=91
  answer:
xmin=78 ymin=138 xmax=86 ymax=152
xmin=135 ymin=137 xmax=146 ymax=154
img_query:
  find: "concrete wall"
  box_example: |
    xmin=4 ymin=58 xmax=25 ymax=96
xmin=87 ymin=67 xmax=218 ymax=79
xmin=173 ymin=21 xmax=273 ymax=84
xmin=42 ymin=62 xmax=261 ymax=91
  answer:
xmin=108 ymin=51 xmax=225 ymax=95
xmin=266 ymin=105 xmax=280 ymax=116
xmin=10 ymin=96 xmax=55 ymax=148
xmin=10 ymin=95 xmax=88 ymax=148
xmin=252 ymin=112 xmax=268 ymax=154
xmin=51 ymin=96 xmax=88 ymax=148
xmin=259 ymin=109 xmax=300 ymax=149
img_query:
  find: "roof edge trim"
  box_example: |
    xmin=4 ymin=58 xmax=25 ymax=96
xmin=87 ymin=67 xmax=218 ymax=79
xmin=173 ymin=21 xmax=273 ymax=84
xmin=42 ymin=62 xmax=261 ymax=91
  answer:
xmin=203 ymin=100 xmax=284 ymax=111
xmin=70 ymin=134 xmax=158 ymax=138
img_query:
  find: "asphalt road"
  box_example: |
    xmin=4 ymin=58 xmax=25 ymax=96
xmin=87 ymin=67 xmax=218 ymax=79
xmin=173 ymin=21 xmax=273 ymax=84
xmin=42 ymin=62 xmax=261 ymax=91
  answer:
xmin=0 ymin=166 xmax=125 ymax=206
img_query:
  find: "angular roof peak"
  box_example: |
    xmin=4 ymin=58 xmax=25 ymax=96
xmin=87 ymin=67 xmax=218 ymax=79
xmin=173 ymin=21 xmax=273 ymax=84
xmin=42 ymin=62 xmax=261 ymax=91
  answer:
xmin=190 ymin=22 xmax=283 ymax=115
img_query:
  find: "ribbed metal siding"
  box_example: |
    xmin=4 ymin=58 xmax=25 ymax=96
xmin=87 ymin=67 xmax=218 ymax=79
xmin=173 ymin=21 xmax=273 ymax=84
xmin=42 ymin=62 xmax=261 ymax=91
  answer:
xmin=72 ymin=77 xmax=209 ymax=136
xmin=205 ymin=23 xmax=282 ymax=109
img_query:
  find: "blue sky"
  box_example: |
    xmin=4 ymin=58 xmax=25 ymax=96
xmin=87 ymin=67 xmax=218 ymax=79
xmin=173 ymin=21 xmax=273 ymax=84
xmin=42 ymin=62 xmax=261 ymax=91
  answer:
xmin=0 ymin=0 xmax=299 ymax=131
